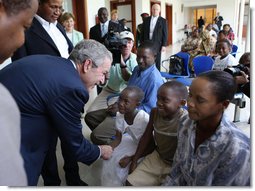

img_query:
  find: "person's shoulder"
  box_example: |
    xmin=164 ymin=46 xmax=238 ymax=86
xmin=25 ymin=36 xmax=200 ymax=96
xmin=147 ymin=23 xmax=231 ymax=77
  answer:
xmin=144 ymin=16 xmax=151 ymax=22
xmin=137 ymin=109 xmax=150 ymax=120
xmin=109 ymin=20 xmax=119 ymax=27
xmin=227 ymin=53 xmax=236 ymax=60
xmin=137 ymin=23 xmax=143 ymax=28
xmin=73 ymin=29 xmax=82 ymax=34
xmin=178 ymin=115 xmax=193 ymax=134
xmin=148 ymin=65 xmax=164 ymax=81
xmin=147 ymin=65 xmax=162 ymax=77
xmin=221 ymin=116 xmax=250 ymax=149
xmin=159 ymin=16 xmax=167 ymax=22
xmin=74 ymin=30 xmax=84 ymax=37
xmin=90 ymin=23 xmax=100 ymax=30
xmin=129 ymin=52 xmax=137 ymax=60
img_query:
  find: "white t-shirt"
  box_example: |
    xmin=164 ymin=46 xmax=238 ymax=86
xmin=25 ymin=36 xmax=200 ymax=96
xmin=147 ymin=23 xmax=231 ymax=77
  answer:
xmin=213 ymin=54 xmax=238 ymax=71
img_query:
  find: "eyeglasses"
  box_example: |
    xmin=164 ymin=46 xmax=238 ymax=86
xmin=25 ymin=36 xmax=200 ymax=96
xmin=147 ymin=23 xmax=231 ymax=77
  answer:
xmin=47 ymin=4 xmax=64 ymax=13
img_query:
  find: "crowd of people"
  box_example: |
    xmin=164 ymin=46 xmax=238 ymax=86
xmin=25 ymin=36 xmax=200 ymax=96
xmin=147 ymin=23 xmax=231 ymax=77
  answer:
xmin=0 ymin=0 xmax=250 ymax=187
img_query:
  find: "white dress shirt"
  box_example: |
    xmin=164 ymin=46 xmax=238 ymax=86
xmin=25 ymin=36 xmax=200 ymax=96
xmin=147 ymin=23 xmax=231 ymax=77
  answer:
xmin=149 ymin=16 xmax=159 ymax=39
xmin=34 ymin=15 xmax=70 ymax=58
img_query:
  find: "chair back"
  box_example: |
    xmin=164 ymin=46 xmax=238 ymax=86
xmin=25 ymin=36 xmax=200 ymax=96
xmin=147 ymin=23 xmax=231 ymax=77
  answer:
xmin=231 ymin=44 xmax=238 ymax=57
xmin=193 ymin=56 xmax=214 ymax=76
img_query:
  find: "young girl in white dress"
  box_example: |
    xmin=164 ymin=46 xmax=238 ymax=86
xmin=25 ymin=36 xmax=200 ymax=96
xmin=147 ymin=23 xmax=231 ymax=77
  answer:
xmin=101 ymin=86 xmax=149 ymax=186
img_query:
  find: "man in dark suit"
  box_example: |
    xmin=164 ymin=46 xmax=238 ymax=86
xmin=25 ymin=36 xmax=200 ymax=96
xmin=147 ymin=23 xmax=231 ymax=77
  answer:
xmin=89 ymin=7 xmax=123 ymax=95
xmin=198 ymin=16 xmax=205 ymax=32
xmin=0 ymin=39 xmax=113 ymax=186
xmin=11 ymin=0 xmax=81 ymax=186
xmin=12 ymin=0 xmax=73 ymax=61
xmin=90 ymin=7 xmax=123 ymax=45
xmin=214 ymin=12 xmax=224 ymax=30
xmin=141 ymin=4 xmax=168 ymax=71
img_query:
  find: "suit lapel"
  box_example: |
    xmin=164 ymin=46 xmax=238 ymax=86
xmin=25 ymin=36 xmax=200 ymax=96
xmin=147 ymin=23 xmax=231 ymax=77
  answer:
xmin=30 ymin=18 xmax=73 ymax=53
xmin=96 ymin=24 xmax=102 ymax=38
xmin=30 ymin=18 xmax=59 ymax=51
xmin=153 ymin=17 xmax=162 ymax=37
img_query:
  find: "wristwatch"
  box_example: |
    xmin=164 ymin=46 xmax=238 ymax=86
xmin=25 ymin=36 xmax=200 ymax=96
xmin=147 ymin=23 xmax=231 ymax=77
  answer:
xmin=120 ymin=65 xmax=127 ymax=69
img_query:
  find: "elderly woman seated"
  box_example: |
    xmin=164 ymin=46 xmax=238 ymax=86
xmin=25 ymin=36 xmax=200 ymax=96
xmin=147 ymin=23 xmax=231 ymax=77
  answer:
xmin=181 ymin=28 xmax=201 ymax=54
xmin=182 ymin=28 xmax=216 ymax=75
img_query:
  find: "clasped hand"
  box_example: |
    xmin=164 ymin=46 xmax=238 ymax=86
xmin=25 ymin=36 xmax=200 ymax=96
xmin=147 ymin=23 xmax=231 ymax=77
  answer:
xmin=107 ymin=102 xmax=118 ymax=117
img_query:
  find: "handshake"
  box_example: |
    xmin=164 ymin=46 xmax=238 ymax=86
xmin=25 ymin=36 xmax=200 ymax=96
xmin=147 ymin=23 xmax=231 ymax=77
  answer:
xmin=99 ymin=145 xmax=114 ymax=160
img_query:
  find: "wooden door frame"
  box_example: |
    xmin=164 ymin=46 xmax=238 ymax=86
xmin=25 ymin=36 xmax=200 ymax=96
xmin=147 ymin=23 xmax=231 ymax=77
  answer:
xmin=72 ymin=0 xmax=89 ymax=39
xmin=166 ymin=4 xmax=172 ymax=45
xmin=110 ymin=0 xmax=136 ymax=36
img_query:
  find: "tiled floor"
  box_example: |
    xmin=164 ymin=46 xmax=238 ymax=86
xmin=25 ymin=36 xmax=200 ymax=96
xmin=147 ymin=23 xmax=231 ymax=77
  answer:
xmin=37 ymin=41 xmax=251 ymax=186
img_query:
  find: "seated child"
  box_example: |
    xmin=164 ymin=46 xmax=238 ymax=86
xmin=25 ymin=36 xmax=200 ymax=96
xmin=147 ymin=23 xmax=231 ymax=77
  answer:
xmin=234 ymin=52 xmax=250 ymax=98
xmin=126 ymin=81 xmax=189 ymax=186
xmin=101 ymin=86 xmax=149 ymax=186
xmin=162 ymin=70 xmax=250 ymax=186
xmin=213 ymin=39 xmax=238 ymax=71
xmin=217 ymin=30 xmax=232 ymax=45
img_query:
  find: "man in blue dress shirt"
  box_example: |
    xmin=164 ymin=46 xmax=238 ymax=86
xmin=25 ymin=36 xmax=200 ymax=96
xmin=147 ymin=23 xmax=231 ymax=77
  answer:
xmin=89 ymin=40 xmax=164 ymax=145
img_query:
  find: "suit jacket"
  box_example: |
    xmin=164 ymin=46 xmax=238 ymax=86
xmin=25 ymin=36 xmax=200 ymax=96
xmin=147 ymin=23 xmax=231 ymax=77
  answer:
xmin=89 ymin=21 xmax=123 ymax=44
xmin=0 ymin=55 xmax=100 ymax=185
xmin=141 ymin=16 xmax=168 ymax=52
xmin=0 ymin=84 xmax=27 ymax=186
xmin=12 ymin=18 xmax=73 ymax=61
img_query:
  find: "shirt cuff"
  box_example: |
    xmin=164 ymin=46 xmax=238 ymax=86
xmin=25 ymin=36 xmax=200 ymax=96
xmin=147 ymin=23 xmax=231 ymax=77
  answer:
xmin=97 ymin=145 xmax=101 ymax=160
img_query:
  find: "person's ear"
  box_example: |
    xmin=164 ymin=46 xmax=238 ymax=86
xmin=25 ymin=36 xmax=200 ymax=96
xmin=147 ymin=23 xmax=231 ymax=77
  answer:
xmin=222 ymin=100 xmax=230 ymax=110
xmin=82 ymin=59 xmax=93 ymax=73
xmin=136 ymin=101 xmax=141 ymax=107
xmin=180 ymin=99 xmax=187 ymax=107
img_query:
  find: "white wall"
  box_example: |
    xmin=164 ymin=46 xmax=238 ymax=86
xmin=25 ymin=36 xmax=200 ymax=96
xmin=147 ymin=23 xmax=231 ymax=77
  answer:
xmin=87 ymin=0 xmax=107 ymax=29
xmin=181 ymin=0 xmax=238 ymax=36
xmin=62 ymin=1 xmax=73 ymax=13
xmin=135 ymin=0 xmax=151 ymax=26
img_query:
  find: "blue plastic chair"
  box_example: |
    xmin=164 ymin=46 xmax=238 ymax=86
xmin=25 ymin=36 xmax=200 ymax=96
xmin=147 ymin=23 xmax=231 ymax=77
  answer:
xmin=193 ymin=56 xmax=214 ymax=75
xmin=231 ymin=44 xmax=238 ymax=57
xmin=160 ymin=52 xmax=190 ymax=79
xmin=176 ymin=56 xmax=214 ymax=86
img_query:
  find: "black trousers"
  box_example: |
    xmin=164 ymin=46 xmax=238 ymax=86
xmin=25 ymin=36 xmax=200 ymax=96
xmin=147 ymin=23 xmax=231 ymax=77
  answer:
xmin=41 ymin=133 xmax=80 ymax=186
xmin=155 ymin=51 xmax=162 ymax=72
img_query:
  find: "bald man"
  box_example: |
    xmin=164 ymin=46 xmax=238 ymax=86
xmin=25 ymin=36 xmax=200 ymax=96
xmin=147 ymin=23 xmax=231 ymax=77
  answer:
xmin=140 ymin=4 xmax=168 ymax=71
